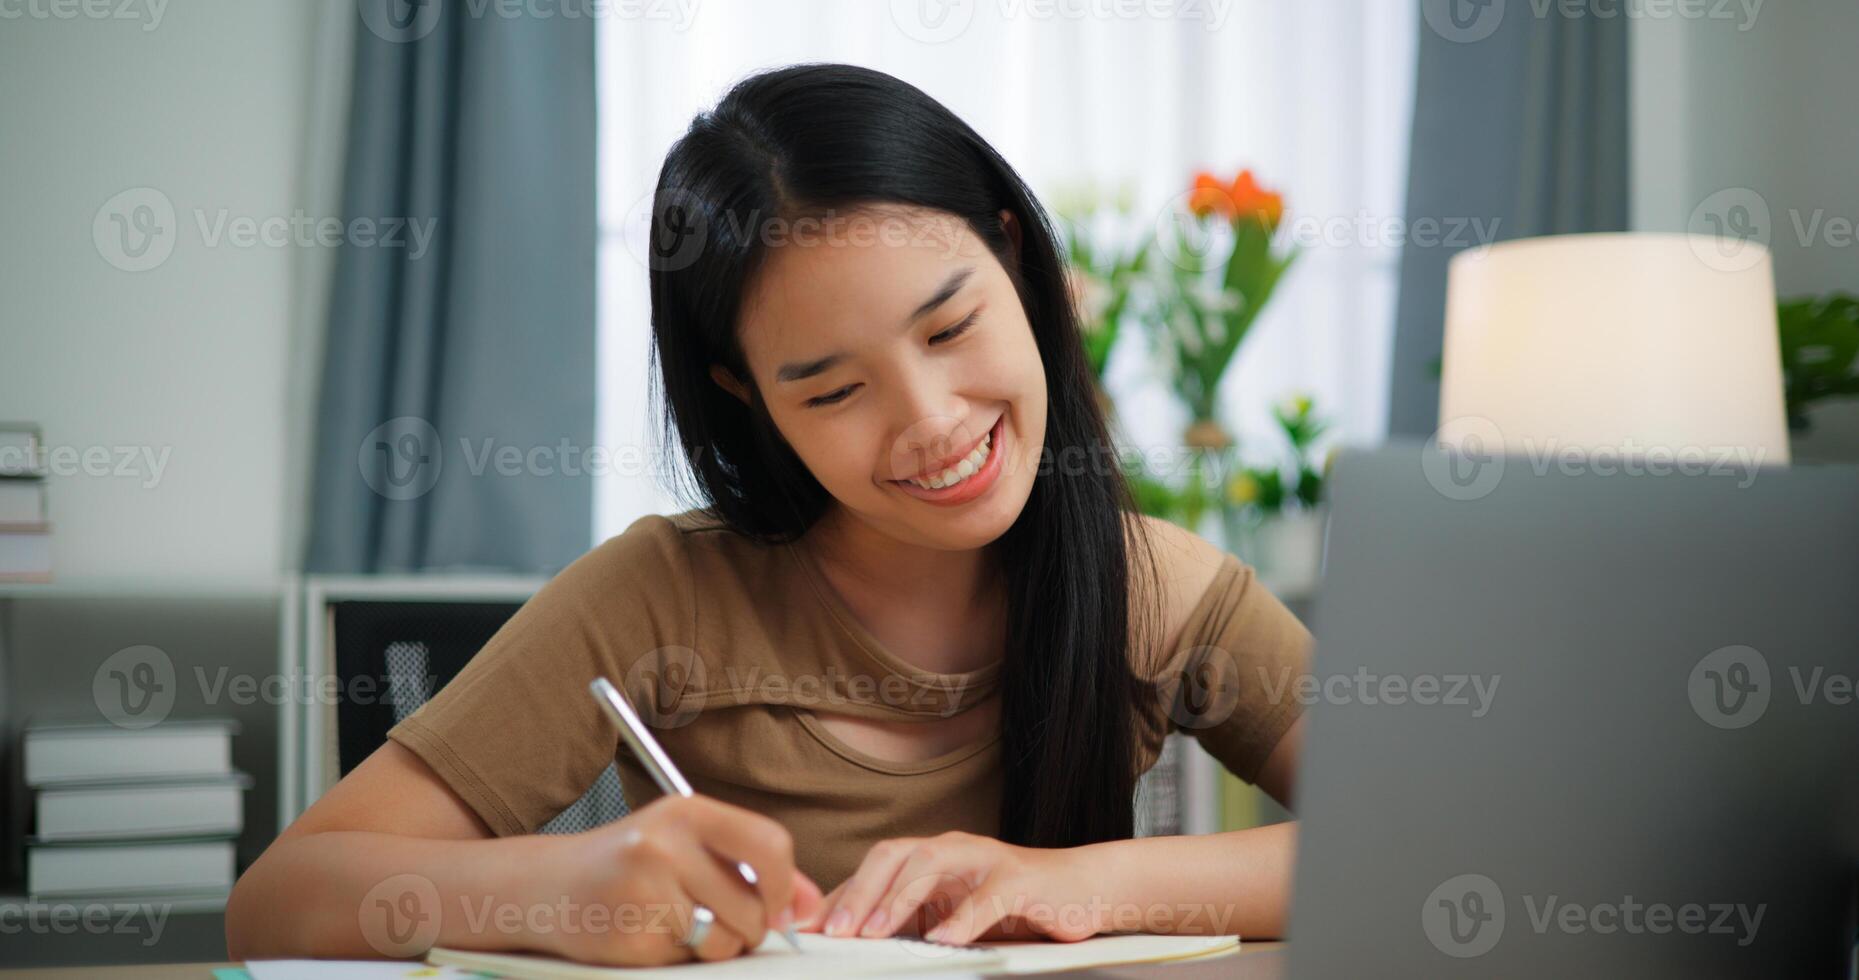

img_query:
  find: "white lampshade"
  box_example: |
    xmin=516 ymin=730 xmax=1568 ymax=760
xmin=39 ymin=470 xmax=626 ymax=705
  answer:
xmin=1437 ymin=232 xmax=1790 ymax=464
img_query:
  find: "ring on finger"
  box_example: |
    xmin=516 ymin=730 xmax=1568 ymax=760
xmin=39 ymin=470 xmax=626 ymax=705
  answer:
xmin=679 ymin=904 xmax=716 ymax=949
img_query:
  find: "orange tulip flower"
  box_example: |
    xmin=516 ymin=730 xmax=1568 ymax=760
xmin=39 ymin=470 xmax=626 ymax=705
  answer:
xmin=1187 ymin=171 xmax=1235 ymax=219
xmin=1186 ymin=168 xmax=1285 ymax=230
xmin=1229 ymin=169 xmax=1285 ymax=229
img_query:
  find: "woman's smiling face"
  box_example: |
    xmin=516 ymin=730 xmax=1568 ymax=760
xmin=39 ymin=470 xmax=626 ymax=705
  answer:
xmin=716 ymin=206 xmax=1047 ymax=551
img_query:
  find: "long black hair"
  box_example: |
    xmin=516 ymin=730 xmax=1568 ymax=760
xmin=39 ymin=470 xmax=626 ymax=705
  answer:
xmin=644 ymin=63 xmax=1162 ymax=848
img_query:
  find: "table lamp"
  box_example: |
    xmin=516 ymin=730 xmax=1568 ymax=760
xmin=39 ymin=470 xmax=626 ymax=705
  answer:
xmin=1435 ymin=232 xmax=1791 ymax=465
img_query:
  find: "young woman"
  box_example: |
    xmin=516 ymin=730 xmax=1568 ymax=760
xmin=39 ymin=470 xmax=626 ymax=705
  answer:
xmin=227 ymin=63 xmax=1310 ymax=967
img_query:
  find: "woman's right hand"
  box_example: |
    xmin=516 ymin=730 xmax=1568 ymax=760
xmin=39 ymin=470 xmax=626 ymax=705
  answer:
xmin=524 ymin=795 xmax=823 ymax=966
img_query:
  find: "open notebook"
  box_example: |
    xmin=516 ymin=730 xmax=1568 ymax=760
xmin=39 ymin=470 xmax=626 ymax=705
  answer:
xmin=427 ymin=932 xmax=1240 ymax=978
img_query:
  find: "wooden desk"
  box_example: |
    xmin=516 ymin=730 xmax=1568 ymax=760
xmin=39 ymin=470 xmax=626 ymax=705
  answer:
xmin=1 ymin=944 xmax=1286 ymax=979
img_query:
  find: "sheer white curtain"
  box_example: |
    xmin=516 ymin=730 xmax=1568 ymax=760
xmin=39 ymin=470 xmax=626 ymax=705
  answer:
xmin=595 ymin=0 xmax=1415 ymax=540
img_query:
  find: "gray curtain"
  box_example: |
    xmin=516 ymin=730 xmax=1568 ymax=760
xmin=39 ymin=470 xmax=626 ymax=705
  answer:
xmin=306 ymin=3 xmax=596 ymax=573
xmin=1386 ymin=3 xmax=1631 ymax=438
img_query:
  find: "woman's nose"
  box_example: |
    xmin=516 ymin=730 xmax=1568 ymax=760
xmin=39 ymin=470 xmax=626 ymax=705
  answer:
xmin=887 ymin=362 xmax=957 ymax=428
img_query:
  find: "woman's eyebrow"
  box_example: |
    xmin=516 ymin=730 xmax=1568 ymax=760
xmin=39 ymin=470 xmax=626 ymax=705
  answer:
xmin=904 ymin=265 xmax=975 ymax=324
xmin=774 ymin=266 xmax=976 ymax=383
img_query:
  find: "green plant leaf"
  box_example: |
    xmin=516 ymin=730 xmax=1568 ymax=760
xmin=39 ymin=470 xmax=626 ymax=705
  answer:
xmin=1777 ymin=292 xmax=1859 ymax=432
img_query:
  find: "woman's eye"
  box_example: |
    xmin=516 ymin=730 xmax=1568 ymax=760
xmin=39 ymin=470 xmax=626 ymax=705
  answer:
xmin=804 ymin=312 xmax=977 ymax=408
xmin=806 ymin=385 xmax=857 ymax=408
xmin=929 ymin=311 xmax=979 ymax=346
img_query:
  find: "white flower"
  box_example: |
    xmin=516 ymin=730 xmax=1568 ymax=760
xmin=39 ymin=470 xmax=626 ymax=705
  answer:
xmin=1189 ymin=281 xmax=1240 ymax=315
xmin=1170 ymin=305 xmax=1203 ymax=355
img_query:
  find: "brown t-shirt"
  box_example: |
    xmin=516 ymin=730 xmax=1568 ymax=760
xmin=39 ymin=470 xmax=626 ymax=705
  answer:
xmin=388 ymin=509 xmax=1311 ymax=889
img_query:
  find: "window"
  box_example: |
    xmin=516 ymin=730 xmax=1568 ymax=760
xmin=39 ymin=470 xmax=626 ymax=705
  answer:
xmin=595 ymin=1 xmax=1416 ymax=540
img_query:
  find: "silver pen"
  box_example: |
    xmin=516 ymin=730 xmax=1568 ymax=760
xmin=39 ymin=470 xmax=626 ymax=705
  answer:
xmin=589 ymin=676 xmax=804 ymax=952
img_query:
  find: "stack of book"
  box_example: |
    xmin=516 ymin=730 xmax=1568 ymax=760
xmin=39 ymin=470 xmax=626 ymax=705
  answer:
xmin=22 ymin=720 xmax=247 ymax=901
xmin=0 ymin=422 xmax=50 ymax=583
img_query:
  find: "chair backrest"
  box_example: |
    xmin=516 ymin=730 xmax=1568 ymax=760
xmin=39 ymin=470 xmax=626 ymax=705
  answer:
xmin=315 ymin=593 xmax=627 ymax=834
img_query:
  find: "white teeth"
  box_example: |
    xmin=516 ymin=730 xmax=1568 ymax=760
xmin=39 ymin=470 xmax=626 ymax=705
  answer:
xmin=907 ymin=430 xmax=993 ymax=491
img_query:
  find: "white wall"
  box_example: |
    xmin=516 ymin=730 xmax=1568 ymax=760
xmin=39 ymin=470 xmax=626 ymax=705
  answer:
xmin=0 ymin=0 xmax=334 ymax=585
xmin=1631 ymin=2 xmax=1859 ymax=460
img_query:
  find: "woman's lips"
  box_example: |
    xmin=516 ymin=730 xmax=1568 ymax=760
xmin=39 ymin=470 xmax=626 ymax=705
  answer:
xmin=891 ymin=415 xmax=1006 ymax=506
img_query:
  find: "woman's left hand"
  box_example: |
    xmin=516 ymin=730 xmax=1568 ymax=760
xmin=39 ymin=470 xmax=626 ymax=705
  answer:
xmin=796 ymin=831 xmax=1101 ymax=944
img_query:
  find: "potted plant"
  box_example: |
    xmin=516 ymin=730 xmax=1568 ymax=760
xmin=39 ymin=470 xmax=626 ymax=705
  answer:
xmin=1138 ymin=168 xmax=1298 ymax=539
xmin=1153 ymin=169 xmax=1297 ymax=429
xmin=1777 ymin=292 xmax=1859 ymax=432
xmin=1224 ymin=394 xmax=1330 ymax=591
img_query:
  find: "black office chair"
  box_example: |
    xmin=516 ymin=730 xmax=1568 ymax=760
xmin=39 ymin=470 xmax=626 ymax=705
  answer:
xmin=325 ymin=599 xmax=627 ymax=834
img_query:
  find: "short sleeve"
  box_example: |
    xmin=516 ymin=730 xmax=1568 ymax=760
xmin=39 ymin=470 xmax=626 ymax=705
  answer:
xmin=386 ymin=514 xmax=697 ymax=836
xmin=1150 ymin=553 xmax=1311 ymax=783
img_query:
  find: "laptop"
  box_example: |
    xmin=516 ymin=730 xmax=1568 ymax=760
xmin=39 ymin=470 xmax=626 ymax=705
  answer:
xmin=1287 ymin=446 xmax=1859 ymax=978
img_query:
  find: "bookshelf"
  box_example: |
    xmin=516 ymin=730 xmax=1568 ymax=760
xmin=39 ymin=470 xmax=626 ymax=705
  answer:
xmin=0 ymin=585 xmax=283 ymax=967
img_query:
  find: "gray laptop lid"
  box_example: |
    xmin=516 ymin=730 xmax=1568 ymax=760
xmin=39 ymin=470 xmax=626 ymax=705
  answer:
xmin=1288 ymin=446 xmax=1859 ymax=979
